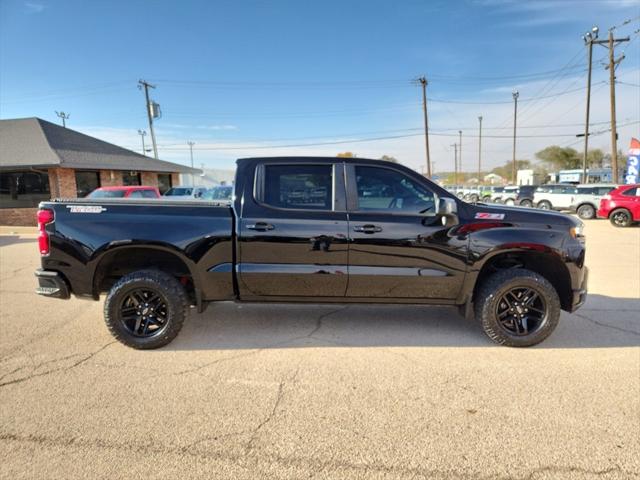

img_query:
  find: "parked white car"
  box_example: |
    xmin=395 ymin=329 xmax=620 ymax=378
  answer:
xmin=162 ymin=186 xmax=208 ymax=200
xmin=569 ymin=184 xmax=618 ymax=219
xmin=533 ymin=184 xmax=578 ymax=211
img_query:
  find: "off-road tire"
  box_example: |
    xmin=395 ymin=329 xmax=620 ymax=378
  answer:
xmin=609 ymin=208 xmax=632 ymax=228
xmin=475 ymin=269 xmax=561 ymax=347
xmin=104 ymin=270 xmax=189 ymax=349
xmin=576 ymin=204 xmax=596 ymax=220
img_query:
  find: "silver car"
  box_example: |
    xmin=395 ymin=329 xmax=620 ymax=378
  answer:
xmin=569 ymin=184 xmax=618 ymax=219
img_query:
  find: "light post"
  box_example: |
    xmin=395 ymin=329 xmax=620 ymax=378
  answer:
xmin=138 ymin=130 xmax=147 ymax=156
xmin=512 ymin=91 xmax=519 ymax=184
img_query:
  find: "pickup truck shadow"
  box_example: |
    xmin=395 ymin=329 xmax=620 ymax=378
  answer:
xmin=168 ymin=294 xmax=640 ymax=350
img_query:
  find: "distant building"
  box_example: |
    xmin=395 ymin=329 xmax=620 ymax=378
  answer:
xmin=483 ymin=173 xmax=504 ymax=185
xmin=0 ymin=117 xmax=199 ymax=225
xmin=516 ymin=169 xmax=544 ymax=186
xmin=181 ymin=167 xmax=236 ymax=187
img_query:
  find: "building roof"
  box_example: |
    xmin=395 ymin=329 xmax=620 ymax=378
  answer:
xmin=0 ymin=117 xmax=198 ymax=174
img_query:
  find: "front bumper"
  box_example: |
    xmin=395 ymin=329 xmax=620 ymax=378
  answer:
xmin=35 ymin=269 xmax=70 ymax=299
xmin=569 ymin=267 xmax=588 ymax=312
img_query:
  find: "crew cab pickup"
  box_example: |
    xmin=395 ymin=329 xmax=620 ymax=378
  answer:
xmin=35 ymin=157 xmax=588 ymax=349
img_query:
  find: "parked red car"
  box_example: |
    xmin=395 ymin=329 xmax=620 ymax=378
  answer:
xmin=87 ymin=186 xmax=161 ymax=199
xmin=597 ymin=184 xmax=640 ymax=227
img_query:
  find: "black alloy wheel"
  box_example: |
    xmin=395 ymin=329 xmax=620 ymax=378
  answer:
xmin=495 ymin=287 xmax=547 ymax=336
xmin=119 ymin=288 xmax=169 ymax=338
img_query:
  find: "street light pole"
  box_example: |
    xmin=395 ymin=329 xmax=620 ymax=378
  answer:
xmin=478 ymin=116 xmax=483 ymax=187
xmin=138 ymin=130 xmax=147 ymax=156
xmin=458 ymin=130 xmax=462 ymax=182
xmin=512 ymin=91 xmax=519 ymax=184
xmin=187 ymin=141 xmax=195 ymax=186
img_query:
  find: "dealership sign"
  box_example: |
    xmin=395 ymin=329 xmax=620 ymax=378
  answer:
xmin=625 ymin=138 xmax=640 ymax=184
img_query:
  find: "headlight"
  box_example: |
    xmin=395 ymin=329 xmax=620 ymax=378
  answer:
xmin=570 ymin=223 xmax=585 ymax=238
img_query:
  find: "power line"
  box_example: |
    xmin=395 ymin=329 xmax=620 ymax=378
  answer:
xmin=145 ymin=121 xmax=639 ymax=151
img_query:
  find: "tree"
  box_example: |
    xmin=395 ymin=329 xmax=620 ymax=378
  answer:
xmin=491 ymin=160 xmax=531 ymax=180
xmin=380 ymin=155 xmax=398 ymax=163
xmin=535 ymin=146 xmax=581 ymax=170
xmin=587 ymin=148 xmax=605 ymax=168
xmin=337 ymin=152 xmax=356 ymax=158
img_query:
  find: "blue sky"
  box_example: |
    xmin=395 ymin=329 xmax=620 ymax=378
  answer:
xmin=1 ymin=0 xmax=639 ymax=173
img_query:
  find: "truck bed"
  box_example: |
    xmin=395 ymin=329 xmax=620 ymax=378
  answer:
xmin=39 ymin=198 xmax=236 ymax=303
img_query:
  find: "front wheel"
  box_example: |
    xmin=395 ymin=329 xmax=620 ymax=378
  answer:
xmin=519 ymin=199 xmax=533 ymax=208
xmin=104 ymin=270 xmax=189 ymax=349
xmin=610 ymin=208 xmax=633 ymax=227
xmin=537 ymin=200 xmax=552 ymax=210
xmin=474 ymin=269 xmax=561 ymax=347
xmin=504 ymin=198 xmax=515 ymax=206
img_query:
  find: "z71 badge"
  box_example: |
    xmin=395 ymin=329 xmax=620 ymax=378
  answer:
xmin=66 ymin=205 xmax=107 ymax=214
xmin=475 ymin=212 xmax=505 ymax=220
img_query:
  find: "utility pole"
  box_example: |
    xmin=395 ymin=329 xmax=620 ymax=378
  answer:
xmin=138 ymin=80 xmax=159 ymax=159
xmin=451 ymin=143 xmax=458 ymax=186
xmin=137 ymin=130 xmax=147 ymax=156
xmin=188 ymin=141 xmax=195 ymax=186
xmin=55 ymin=111 xmax=69 ymax=128
xmin=593 ymin=30 xmax=629 ymax=184
xmin=512 ymin=91 xmax=519 ymax=184
xmin=417 ymin=77 xmax=432 ymax=178
xmin=582 ymin=26 xmax=599 ymax=183
xmin=458 ymin=130 xmax=463 ymax=182
xmin=478 ymin=116 xmax=483 ymax=186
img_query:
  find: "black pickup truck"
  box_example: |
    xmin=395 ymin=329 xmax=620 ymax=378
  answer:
xmin=35 ymin=157 xmax=588 ymax=348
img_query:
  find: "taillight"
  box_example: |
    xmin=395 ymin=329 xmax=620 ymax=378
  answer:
xmin=37 ymin=209 xmax=54 ymax=255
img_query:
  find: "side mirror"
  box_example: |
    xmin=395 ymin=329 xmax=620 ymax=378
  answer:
xmin=437 ymin=197 xmax=458 ymax=226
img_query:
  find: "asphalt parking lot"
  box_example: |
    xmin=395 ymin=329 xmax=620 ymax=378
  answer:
xmin=0 ymin=219 xmax=638 ymax=479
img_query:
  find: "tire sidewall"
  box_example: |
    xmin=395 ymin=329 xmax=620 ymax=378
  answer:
xmin=577 ymin=204 xmax=595 ymax=220
xmin=104 ymin=271 xmax=187 ymax=349
xmin=610 ymin=208 xmax=631 ymax=227
xmin=475 ymin=270 xmax=561 ymax=347
xmin=538 ymin=201 xmax=551 ymax=210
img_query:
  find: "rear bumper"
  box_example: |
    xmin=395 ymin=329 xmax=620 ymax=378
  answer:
xmin=34 ymin=269 xmax=70 ymax=299
xmin=569 ymin=267 xmax=588 ymax=312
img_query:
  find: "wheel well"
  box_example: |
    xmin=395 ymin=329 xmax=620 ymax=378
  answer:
xmin=577 ymin=202 xmax=596 ymax=210
xmin=473 ymin=251 xmax=573 ymax=311
xmin=93 ymin=247 xmax=196 ymax=302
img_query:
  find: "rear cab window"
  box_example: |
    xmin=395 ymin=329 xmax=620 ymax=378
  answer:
xmin=258 ymin=164 xmax=333 ymax=211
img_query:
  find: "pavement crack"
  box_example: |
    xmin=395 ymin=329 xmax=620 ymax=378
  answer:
xmin=245 ymin=365 xmax=301 ymax=452
xmin=572 ymin=312 xmax=640 ymax=336
xmin=307 ymin=305 xmax=349 ymax=338
xmin=0 ymin=341 xmax=116 ymax=388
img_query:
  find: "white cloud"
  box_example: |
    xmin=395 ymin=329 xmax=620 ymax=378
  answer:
xmin=24 ymin=2 xmax=45 ymax=13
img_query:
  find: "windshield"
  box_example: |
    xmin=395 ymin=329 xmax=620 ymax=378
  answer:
xmin=164 ymin=187 xmax=193 ymax=196
xmin=88 ymin=189 xmax=126 ymax=198
xmin=204 ymin=186 xmax=233 ymax=200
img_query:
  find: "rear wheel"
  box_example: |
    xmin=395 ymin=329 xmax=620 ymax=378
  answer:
xmin=475 ymin=269 xmax=560 ymax=347
xmin=576 ymin=203 xmax=596 ymax=220
xmin=519 ymin=199 xmax=533 ymax=208
xmin=504 ymin=198 xmax=515 ymax=206
xmin=610 ymin=208 xmax=633 ymax=227
xmin=537 ymin=200 xmax=552 ymax=210
xmin=104 ymin=270 xmax=189 ymax=349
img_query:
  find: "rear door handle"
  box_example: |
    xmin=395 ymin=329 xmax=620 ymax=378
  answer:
xmin=246 ymin=222 xmax=275 ymax=231
xmin=353 ymin=224 xmax=382 ymax=234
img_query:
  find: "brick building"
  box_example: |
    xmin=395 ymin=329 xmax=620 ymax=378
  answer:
xmin=0 ymin=117 xmax=198 ymax=225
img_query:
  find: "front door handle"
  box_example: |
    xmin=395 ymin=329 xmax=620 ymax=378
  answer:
xmin=353 ymin=224 xmax=382 ymax=234
xmin=246 ymin=222 xmax=275 ymax=231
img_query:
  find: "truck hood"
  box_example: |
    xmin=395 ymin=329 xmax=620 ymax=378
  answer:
xmin=465 ymin=202 xmax=580 ymax=228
